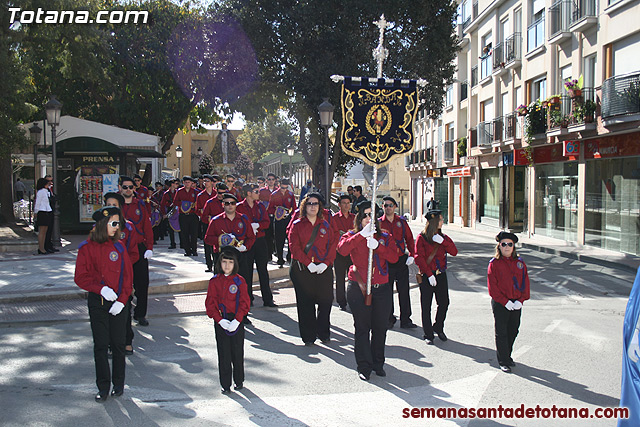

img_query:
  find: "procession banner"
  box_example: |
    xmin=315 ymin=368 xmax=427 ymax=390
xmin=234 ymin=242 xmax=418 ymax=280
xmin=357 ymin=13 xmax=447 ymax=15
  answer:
xmin=341 ymin=77 xmax=419 ymax=166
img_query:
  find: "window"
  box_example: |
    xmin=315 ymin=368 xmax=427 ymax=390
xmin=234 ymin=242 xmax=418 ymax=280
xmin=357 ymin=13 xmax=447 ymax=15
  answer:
xmin=583 ymin=54 xmax=597 ymax=89
xmin=446 ymin=84 xmax=454 ymax=106
xmin=613 ymin=32 xmax=640 ymax=76
xmin=559 ymin=65 xmax=572 ymax=94
xmin=481 ymin=32 xmax=493 ymax=79
xmin=528 ymin=0 xmax=545 ymax=52
xmin=533 ymin=77 xmax=547 ymax=101
xmin=447 ymin=122 xmax=455 ymax=140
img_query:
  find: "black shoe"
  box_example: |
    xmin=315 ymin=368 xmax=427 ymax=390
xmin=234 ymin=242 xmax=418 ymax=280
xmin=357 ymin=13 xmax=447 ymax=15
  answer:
xmin=184 ymin=252 xmax=190 ymax=256
xmin=436 ymin=331 xmax=448 ymax=341
xmin=37 ymin=250 xmax=48 ymax=255
xmin=125 ymin=346 xmax=134 ymax=356
xmin=234 ymin=383 xmax=243 ymax=391
xmin=358 ymin=371 xmax=370 ymax=381
xmin=400 ymin=322 xmax=418 ymax=329
xmin=425 ymin=338 xmax=434 ymax=345
xmin=191 ymin=252 xmax=198 ymax=256
xmin=243 ymin=317 xmax=252 ymax=325
xmin=205 ymin=268 xmax=213 ymax=272
xmin=221 ymin=388 xmax=231 ymax=394
xmin=110 ymin=388 xmax=123 ymax=397
xmin=168 ymin=245 xmax=176 ymax=249
xmin=500 ymin=365 xmax=512 ymax=373
xmin=304 ymin=341 xmax=315 ymax=346
xmin=263 ymin=301 xmax=278 ymax=308
xmin=95 ymin=392 xmax=108 ymax=402
xmin=508 ymin=361 xmax=516 ymax=367
xmin=321 ymin=338 xmax=330 ymax=344
xmin=374 ymin=369 xmax=386 ymax=377
xmin=135 ymin=317 xmax=149 ymax=326
xmin=46 ymin=249 xmax=55 ymax=254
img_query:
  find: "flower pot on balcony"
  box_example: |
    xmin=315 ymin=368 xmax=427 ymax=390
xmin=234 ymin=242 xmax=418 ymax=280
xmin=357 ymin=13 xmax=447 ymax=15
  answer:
xmin=550 ymin=96 xmax=560 ymax=104
xmin=569 ymin=88 xmax=582 ymax=98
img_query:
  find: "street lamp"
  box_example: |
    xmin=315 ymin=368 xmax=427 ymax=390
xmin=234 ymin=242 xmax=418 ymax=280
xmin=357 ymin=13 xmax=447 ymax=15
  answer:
xmin=318 ymin=98 xmax=334 ymax=203
xmin=29 ymin=123 xmax=42 ymax=182
xmin=175 ymin=145 xmax=183 ymax=176
xmin=45 ymin=96 xmax=62 ymax=247
xmin=286 ymin=144 xmax=294 ymax=186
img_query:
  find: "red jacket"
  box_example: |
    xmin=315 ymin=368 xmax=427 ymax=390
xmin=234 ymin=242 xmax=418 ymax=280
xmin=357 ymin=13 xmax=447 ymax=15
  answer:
xmin=173 ymin=187 xmax=198 ymax=214
xmin=337 ymin=230 xmax=399 ymax=285
xmin=332 ymin=210 xmax=355 ymax=236
xmin=379 ymin=214 xmax=415 ymax=257
xmin=196 ymin=189 xmax=217 ymax=220
xmin=287 ymin=208 xmax=332 ymax=235
xmin=268 ymin=189 xmax=296 ymax=216
xmin=288 ymin=216 xmax=338 ymax=265
xmin=120 ymin=220 xmax=141 ymax=264
xmin=205 ymin=212 xmax=256 ymax=253
xmin=487 ymin=256 xmax=531 ymax=306
xmin=135 ymin=185 xmax=150 ymax=202
xmin=415 ymin=233 xmax=458 ymax=275
xmin=205 ymin=274 xmax=250 ymax=322
xmin=237 ymin=199 xmax=270 ymax=239
xmin=201 ymin=197 xmax=224 ymax=224
xmin=259 ymin=186 xmax=278 ymax=210
xmin=121 ymin=198 xmax=154 ymax=250
xmin=75 ymin=239 xmax=133 ymax=304
xmin=160 ymin=189 xmax=176 ymax=215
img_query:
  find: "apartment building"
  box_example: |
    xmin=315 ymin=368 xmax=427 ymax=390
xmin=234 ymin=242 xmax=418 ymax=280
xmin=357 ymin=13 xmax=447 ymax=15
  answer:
xmin=408 ymin=0 xmax=640 ymax=256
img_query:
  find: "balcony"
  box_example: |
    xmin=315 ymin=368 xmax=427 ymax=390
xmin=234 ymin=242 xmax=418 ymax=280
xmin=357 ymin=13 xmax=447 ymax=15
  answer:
xmin=492 ymin=117 xmax=503 ymax=144
xmin=471 ymin=65 xmax=478 ymax=87
xmin=480 ymin=53 xmax=493 ymax=81
xmin=527 ymin=17 xmax=545 ymax=53
xmin=443 ymin=140 xmax=455 ymax=163
xmin=460 ymin=80 xmax=468 ymax=102
xmin=492 ymin=43 xmax=508 ymax=76
xmin=477 ymin=121 xmax=494 ymax=147
xmin=570 ymin=0 xmax=598 ymax=32
xmin=602 ymin=71 xmax=640 ymax=119
xmin=549 ymin=1 xmax=572 ymax=44
xmin=504 ymin=33 xmax=522 ymax=69
xmin=503 ymin=112 xmax=520 ymax=141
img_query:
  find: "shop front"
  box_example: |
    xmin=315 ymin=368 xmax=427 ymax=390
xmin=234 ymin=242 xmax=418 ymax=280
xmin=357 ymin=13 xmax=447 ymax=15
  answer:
xmin=447 ymin=166 xmax=472 ymax=227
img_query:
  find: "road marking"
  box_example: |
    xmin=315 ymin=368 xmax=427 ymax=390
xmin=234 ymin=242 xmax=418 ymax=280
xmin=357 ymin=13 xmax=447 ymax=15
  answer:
xmin=560 ymin=275 xmax=617 ymax=296
xmin=543 ymin=320 xmax=563 ymax=333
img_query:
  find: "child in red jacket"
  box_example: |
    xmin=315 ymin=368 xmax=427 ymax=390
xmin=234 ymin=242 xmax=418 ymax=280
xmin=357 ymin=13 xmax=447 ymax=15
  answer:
xmin=205 ymin=246 xmax=250 ymax=394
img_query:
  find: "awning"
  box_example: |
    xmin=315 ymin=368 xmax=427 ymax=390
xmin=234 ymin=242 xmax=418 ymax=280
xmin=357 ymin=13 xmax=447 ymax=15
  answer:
xmin=41 ymin=137 xmax=164 ymax=158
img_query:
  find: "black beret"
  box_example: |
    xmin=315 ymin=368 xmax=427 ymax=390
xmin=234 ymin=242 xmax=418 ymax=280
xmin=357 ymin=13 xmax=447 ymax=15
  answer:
xmin=92 ymin=206 xmax=121 ymax=222
xmin=338 ymin=194 xmax=352 ymax=202
xmin=243 ymin=183 xmax=258 ymax=193
xmin=221 ymin=192 xmax=238 ymax=202
xmin=103 ymin=192 xmax=125 ymax=207
xmin=382 ymin=196 xmax=397 ymax=206
xmin=182 ymin=175 xmax=194 ymax=182
xmin=425 ymin=210 xmax=442 ymax=221
xmin=119 ymin=176 xmax=134 ymax=185
xmin=280 ymin=178 xmax=290 ymax=186
xmin=305 ymin=192 xmax=324 ymax=204
xmin=202 ymin=174 xmax=213 ymax=181
xmin=357 ymin=200 xmax=382 ymax=217
xmin=496 ymin=231 xmax=519 ymax=243
xmin=133 ymin=174 xmax=142 ymax=180
xmin=219 ymin=245 xmax=241 ymax=259
xmin=215 ymin=182 xmax=228 ymax=191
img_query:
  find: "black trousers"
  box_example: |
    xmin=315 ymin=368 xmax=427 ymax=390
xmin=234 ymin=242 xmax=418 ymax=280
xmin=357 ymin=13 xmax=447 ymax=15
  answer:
xmin=265 ymin=216 xmax=275 ymax=256
xmin=179 ymin=214 xmax=199 ymax=254
xmin=274 ymin=217 xmax=289 ymax=263
xmin=132 ymin=243 xmax=149 ymax=320
xmin=388 ymin=255 xmax=412 ymax=325
xmin=245 ymin=237 xmax=273 ymax=304
xmin=204 ymin=243 xmax=214 ymax=270
xmin=290 ymin=261 xmax=334 ymax=343
xmin=153 ymin=223 xmax=161 ymax=243
xmin=347 ymin=281 xmax=392 ymax=375
xmin=214 ymin=317 xmax=245 ymax=390
xmin=43 ymin=213 xmax=54 ymax=251
xmin=419 ymin=272 xmax=450 ymax=340
xmin=334 ymin=253 xmax=352 ymax=308
xmin=88 ymin=293 xmax=129 ymax=393
xmin=162 ymin=218 xmax=176 ymax=246
xmin=491 ymin=299 xmax=522 ymax=366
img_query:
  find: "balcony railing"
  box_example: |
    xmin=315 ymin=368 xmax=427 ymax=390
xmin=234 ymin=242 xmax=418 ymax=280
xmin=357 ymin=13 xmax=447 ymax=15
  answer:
xmin=444 ymin=140 xmax=455 ymax=162
xmin=528 ymin=16 xmax=545 ymax=52
xmin=602 ymin=72 xmax=640 ymax=119
xmin=569 ymin=87 xmax=596 ymax=125
xmin=549 ymin=0 xmax=572 ymax=39
xmin=480 ymin=54 xmax=492 ymax=80
xmin=492 ymin=42 xmax=504 ymax=70
xmin=571 ymin=0 xmax=597 ymax=24
xmin=471 ymin=65 xmax=478 ymax=87
xmin=505 ymin=33 xmax=522 ymax=64
xmin=503 ymin=112 xmax=519 ymax=140
xmin=478 ymin=121 xmax=494 ymax=146
xmin=460 ymin=81 xmax=468 ymax=101
xmin=492 ymin=117 xmax=503 ymax=142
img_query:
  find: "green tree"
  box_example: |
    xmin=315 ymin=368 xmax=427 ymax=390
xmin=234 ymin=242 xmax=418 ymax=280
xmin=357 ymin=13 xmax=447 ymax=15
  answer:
xmin=218 ymin=0 xmax=458 ymax=193
xmin=236 ymin=113 xmax=297 ymax=164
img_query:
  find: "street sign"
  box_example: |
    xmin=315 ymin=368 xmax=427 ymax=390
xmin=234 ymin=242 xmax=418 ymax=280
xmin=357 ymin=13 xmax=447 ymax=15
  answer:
xmin=362 ymin=164 xmax=387 ymax=189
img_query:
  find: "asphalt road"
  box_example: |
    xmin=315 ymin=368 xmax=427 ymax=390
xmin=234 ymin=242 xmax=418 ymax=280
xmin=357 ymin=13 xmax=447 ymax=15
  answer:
xmin=0 ymin=227 xmax=635 ymax=426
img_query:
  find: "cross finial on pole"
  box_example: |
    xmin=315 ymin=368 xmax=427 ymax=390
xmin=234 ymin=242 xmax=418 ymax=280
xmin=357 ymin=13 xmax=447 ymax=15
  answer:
xmin=373 ymin=14 xmax=389 ymax=79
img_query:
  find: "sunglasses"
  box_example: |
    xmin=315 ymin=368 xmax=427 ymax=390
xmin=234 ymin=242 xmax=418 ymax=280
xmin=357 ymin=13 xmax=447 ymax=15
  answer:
xmin=383 ymin=204 xmax=395 ymax=208
xmin=223 ymin=201 xmax=236 ymax=206
xmin=500 ymin=242 xmax=514 ymax=247
xmin=307 ymin=201 xmax=319 ymax=206
xmin=203 ymin=179 xmax=211 ymax=182
xmin=363 ymin=212 xmax=372 ymax=217
xmin=121 ymin=185 xmax=134 ymax=190
xmin=252 ymin=190 xmax=260 ymax=194
xmin=108 ymin=221 xmax=120 ymax=228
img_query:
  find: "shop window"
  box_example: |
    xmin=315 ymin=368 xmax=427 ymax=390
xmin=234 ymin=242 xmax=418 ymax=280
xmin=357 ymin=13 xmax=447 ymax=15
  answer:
xmin=534 ymin=162 xmax=578 ymax=241
xmin=480 ymin=168 xmax=500 ymax=219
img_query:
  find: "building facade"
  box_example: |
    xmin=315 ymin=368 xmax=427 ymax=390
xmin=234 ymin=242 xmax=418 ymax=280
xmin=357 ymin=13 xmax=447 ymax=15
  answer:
xmin=408 ymin=0 xmax=640 ymax=256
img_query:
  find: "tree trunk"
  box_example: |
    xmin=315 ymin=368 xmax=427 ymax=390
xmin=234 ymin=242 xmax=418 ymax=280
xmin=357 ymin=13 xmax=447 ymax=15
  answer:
xmin=0 ymin=156 xmax=15 ymax=223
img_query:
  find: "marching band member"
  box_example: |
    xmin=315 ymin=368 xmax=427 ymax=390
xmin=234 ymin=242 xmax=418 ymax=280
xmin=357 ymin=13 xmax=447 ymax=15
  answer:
xmin=260 ymin=173 xmax=279 ymax=258
xmin=133 ymin=174 xmax=151 ymax=216
xmin=160 ymin=179 xmax=179 ymax=249
xmin=202 ymin=182 xmax=229 ymax=271
xmin=120 ymin=176 xmax=154 ymax=327
xmin=205 ymin=246 xmax=250 ymax=394
xmin=196 ymin=174 xmax=218 ymax=271
xmin=415 ymin=210 xmax=458 ymax=345
xmin=150 ymin=182 xmax=165 ymax=244
xmin=288 ymin=193 xmax=338 ymax=345
xmin=332 ymin=194 xmax=355 ymax=311
xmin=74 ymin=206 xmax=133 ymax=402
xmin=488 ymin=231 xmax=530 ymax=373
xmin=237 ymin=183 xmax=276 ymax=307
xmin=268 ymin=178 xmax=296 ymax=267
xmin=337 ymin=201 xmax=399 ymax=380
xmin=173 ymin=176 xmax=199 ymax=257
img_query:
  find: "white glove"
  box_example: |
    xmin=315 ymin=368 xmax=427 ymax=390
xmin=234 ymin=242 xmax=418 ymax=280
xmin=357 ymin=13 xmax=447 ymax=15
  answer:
xmin=428 ymin=275 xmax=437 ymax=287
xmin=100 ymin=286 xmax=118 ymax=302
xmin=251 ymin=223 xmax=260 ymax=234
xmin=367 ymin=236 xmax=379 ymax=250
xmin=144 ymin=249 xmax=153 ymax=259
xmin=360 ymin=222 xmax=375 ymax=238
xmin=109 ymin=301 xmax=125 ymax=316
xmin=316 ymin=263 xmax=328 ymax=274
xmin=432 ymin=234 xmax=444 ymax=244
xmin=237 ymin=245 xmax=247 ymax=252
xmin=307 ymin=263 xmax=319 ymax=273
xmin=629 ymin=329 xmax=640 ymax=363
xmin=228 ymin=319 xmax=241 ymax=332
xmin=219 ymin=319 xmax=231 ymax=330
xmin=505 ymin=300 xmax=515 ymax=311
xmin=406 ymin=256 xmax=414 ymax=266
xmin=513 ymin=300 xmax=523 ymax=310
